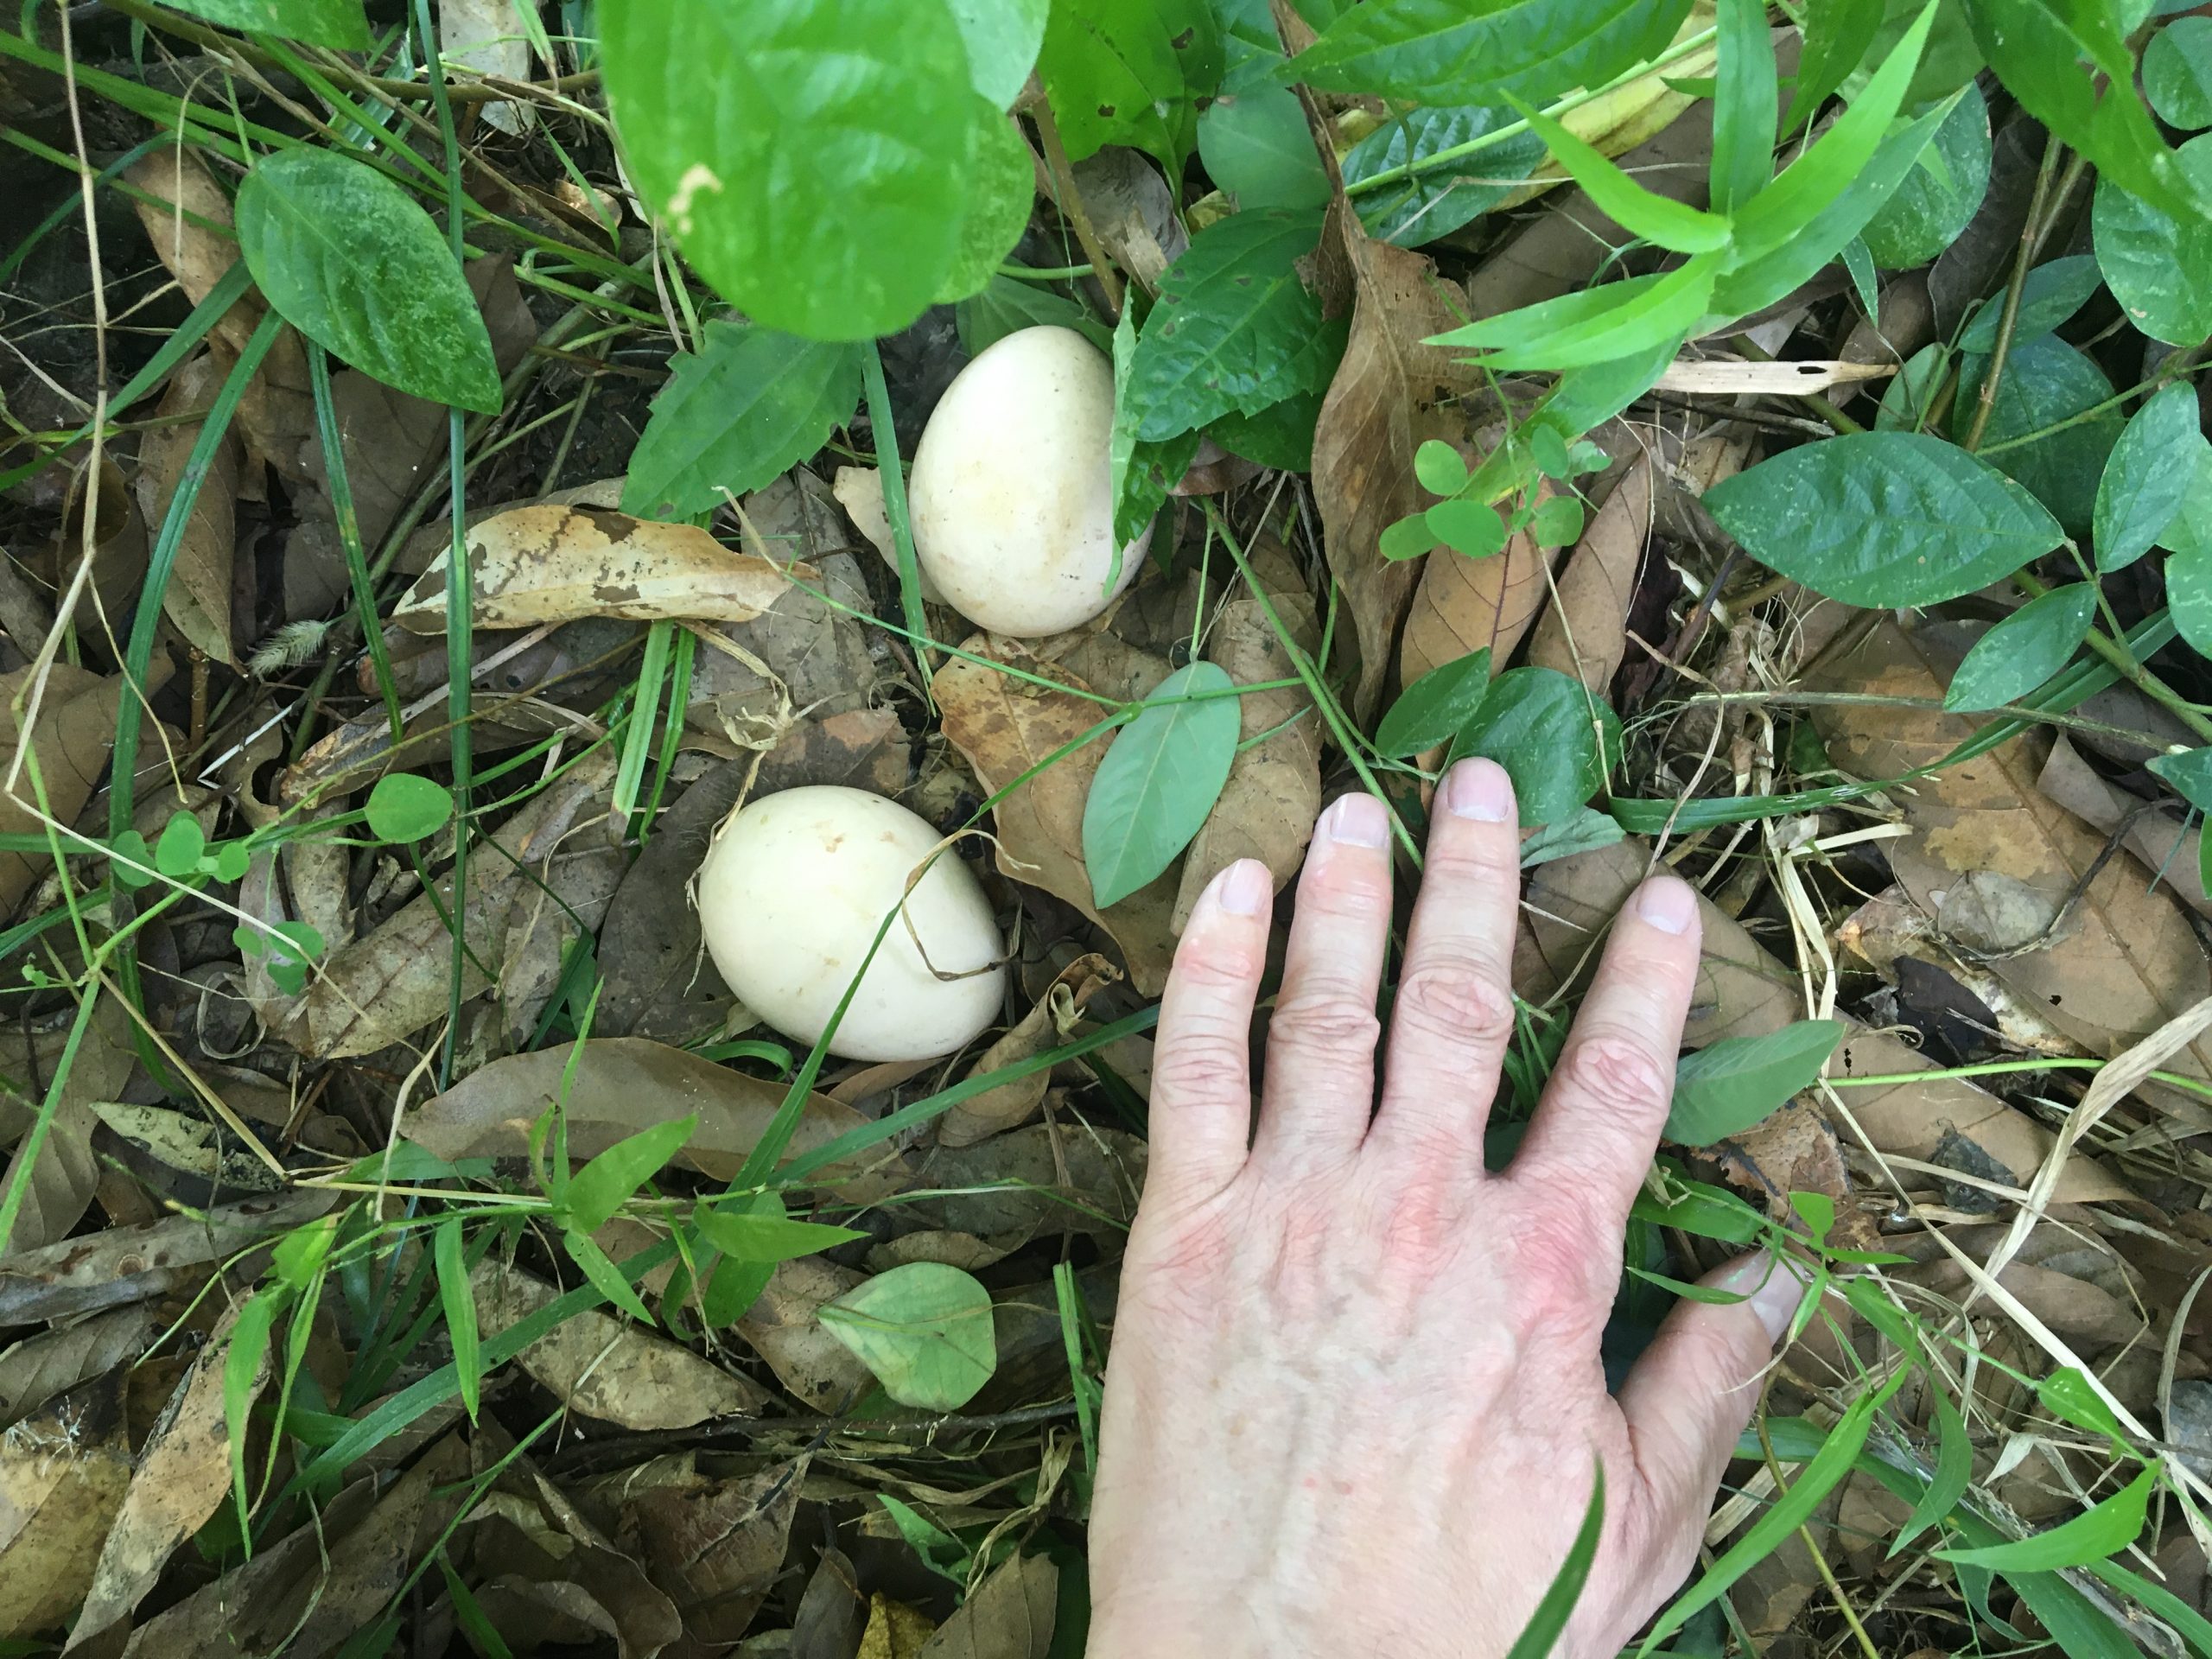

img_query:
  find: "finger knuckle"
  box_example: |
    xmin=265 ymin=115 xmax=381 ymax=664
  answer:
xmin=1151 ymin=1028 xmax=1249 ymax=1107
xmin=1556 ymin=1030 xmax=1674 ymax=1122
xmin=1392 ymin=956 xmax=1516 ymax=1053
xmin=1270 ymin=991 xmax=1383 ymax=1059
xmin=1425 ymin=834 xmax=1518 ymax=890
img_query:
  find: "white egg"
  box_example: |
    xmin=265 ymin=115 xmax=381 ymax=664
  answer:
xmin=908 ymin=325 xmax=1152 ymax=637
xmin=696 ymin=785 xmax=1006 ymax=1063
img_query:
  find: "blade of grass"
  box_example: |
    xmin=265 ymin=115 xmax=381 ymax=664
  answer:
xmin=859 ymin=342 xmax=932 ymax=689
xmin=308 ymin=340 xmax=404 ymax=741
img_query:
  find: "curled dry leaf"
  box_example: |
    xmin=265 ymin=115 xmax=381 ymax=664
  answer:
xmin=0 ymin=663 xmax=163 ymax=915
xmin=473 ymin=1257 xmax=771 ymax=1429
xmin=1528 ymin=454 xmax=1653 ymax=695
xmin=933 ymin=640 xmax=1178 ymax=995
xmin=0 ymin=1372 xmax=130 ymax=1638
xmin=135 ymin=349 xmax=240 ymax=666
xmin=0 ymin=988 xmax=135 ymax=1254
xmin=1071 ymin=148 xmax=1188 ymax=291
xmin=467 ymin=1464 xmax=682 ymax=1658
xmin=833 ymin=464 xmax=947 ymax=603
xmin=1173 ymin=534 xmax=1322 ymax=929
xmin=0 ymin=1306 xmax=159 ymax=1427
xmin=937 ymin=953 xmax=1122 ymax=1147
xmin=391 ymin=505 xmax=798 ymax=632
xmin=734 ymin=1255 xmax=874 ymax=1410
xmin=37 ymin=458 xmax=149 ymax=645
xmin=440 ymin=0 xmax=535 ymax=131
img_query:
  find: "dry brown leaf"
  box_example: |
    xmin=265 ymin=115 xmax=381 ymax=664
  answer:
xmin=938 ymin=954 xmax=1121 ymax=1147
xmin=469 ymin=1465 xmax=683 ymax=1659
xmin=1311 ymin=207 xmax=1489 ymax=719
xmin=408 ymin=1036 xmax=902 ymax=1199
xmin=2038 ymin=734 xmax=2212 ymax=921
xmin=0 ymin=663 xmax=168 ymax=916
xmin=135 ymin=350 xmax=239 ymax=665
xmin=629 ymin=1459 xmax=804 ymax=1642
xmin=0 ymin=1306 xmax=158 ymax=1427
xmin=1527 ymin=455 xmax=1652 ymax=694
xmin=1071 ymin=148 xmax=1188 ymax=289
xmin=35 ymin=458 xmax=149 ymax=645
xmin=474 ymin=1257 xmax=770 ymax=1428
xmin=915 ymin=1552 xmax=1057 ymax=1659
xmin=831 ymin=464 xmax=949 ymax=604
xmin=1173 ymin=535 xmax=1322 ymax=928
xmin=734 ymin=1255 xmax=874 ymax=1409
xmin=392 ymin=505 xmax=798 ymax=632
xmin=0 ymin=988 xmax=134 ymax=1253
xmin=1399 ymin=511 xmax=1552 ymax=689
xmin=909 ymin=1125 xmax=1145 ymax=1237
xmin=67 ymin=1297 xmax=271 ymax=1650
xmin=933 ymin=641 xmax=1177 ymax=995
xmin=0 ymin=1371 xmax=130 ymax=1638
xmin=1649 ymin=359 xmax=1893 ymax=395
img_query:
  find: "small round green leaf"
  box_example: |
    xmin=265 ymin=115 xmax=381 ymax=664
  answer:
xmin=1376 ymin=647 xmax=1491 ymax=758
xmin=155 ymin=811 xmax=207 ymax=879
xmin=365 ymin=772 xmax=454 ymax=844
xmin=1379 ymin=512 xmax=1441 ymax=561
xmin=1427 ymin=499 xmax=1507 ymax=557
xmin=2094 ymin=381 xmax=2209 ymax=572
xmin=2145 ymin=16 xmax=2212 ymax=130
xmin=1942 ymin=584 xmax=2097 ymax=712
xmin=1529 ymin=493 xmax=1586 ymax=549
xmin=109 ymin=830 xmax=155 ymax=890
xmin=818 ymin=1262 xmax=997 ymax=1410
xmin=1860 ymin=80 xmax=1990 ymax=270
xmin=214 ymin=842 xmax=251 ymax=883
xmin=1446 ymin=666 xmax=1619 ymax=827
xmin=1084 ymin=662 xmax=1241 ymax=908
xmin=235 ymin=149 xmax=500 ymax=413
xmin=2093 ymin=135 xmax=2212 ymax=348
xmin=1414 ymin=439 xmax=1470 ymax=496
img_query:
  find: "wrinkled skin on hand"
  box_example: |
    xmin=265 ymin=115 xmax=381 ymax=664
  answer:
xmin=1086 ymin=759 xmax=1801 ymax=1659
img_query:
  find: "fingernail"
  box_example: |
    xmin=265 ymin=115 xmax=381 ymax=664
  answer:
xmin=1320 ymin=792 xmax=1388 ymax=849
xmin=1211 ymin=858 xmax=1270 ymax=917
xmin=1445 ymin=758 xmax=1514 ymax=823
xmin=1635 ymin=874 xmax=1699 ymax=936
xmin=1722 ymin=1253 xmax=1809 ymax=1344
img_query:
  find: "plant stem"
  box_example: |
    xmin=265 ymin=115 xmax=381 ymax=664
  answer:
xmin=2013 ymin=570 xmax=2212 ymax=743
xmin=1028 ymin=103 xmax=1126 ymax=315
xmin=1962 ymin=137 xmax=2064 ymax=453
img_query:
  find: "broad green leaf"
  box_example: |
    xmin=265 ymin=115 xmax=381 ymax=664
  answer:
xmin=1520 ymin=805 xmax=1626 ymax=867
xmin=162 ymin=0 xmax=369 ymax=47
xmin=694 ymin=1200 xmax=868 ymax=1262
xmin=1664 ymin=1020 xmax=1845 ymax=1146
xmin=1955 ymin=337 xmax=2120 ymax=537
xmin=1380 ymin=513 xmax=1441 ymax=561
xmin=1038 ymin=0 xmax=1224 ymax=172
xmin=1446 ymin=666 xmax=1619 ymax=827
xmin=1084 ymin=662 xmax=1242 ymax=906
xmin=2092 ymin=135 xmax=2212 ymax=349
xmin=2149 ymin=746 xmax=2212 ymax=814
xmin=1341 ymin=105 xmax=1547 ymax=246
xmin=1209 ymin=390 xmax=1323 ymax=472
xmin=2164 ymin=448 xmax=2212 ymax=561
xmin=1788 ymin=0 xmax=1884 ymax=133
xmin=2171 ymin=545 xmax=2212 ymax=660
xmin=1708 ymin=0 xmax=1778 ymax=214
xmin=1936 ymin=1466 xmax=2155 ymax=1571
xmin=2095 ymin=383 xmax=2207 ymax=573
xmin=1428 ymin=499 xmax=1509 ymax=556
xmin=1287 ymin=0 xmax=1694 ymax=107
xmin=1434 ymin=257 xmax=1719 ymax=372
xmin=1942 ymin=584 xmax=2096 ymax=712
xmin=1529 ymin=493 xmax=1585 ymax=548
xmin=818 ymin=1262 xmax=998 ymax=1410
xmin=225 ymin=1288 xmax=283 ymax=1537
xmin=936 ymin=104 xmax=1039 ymax=303
xmin=434 ymin=1217 xmax=480 ymax=1422
xmin=1959 ymin=0 xmax=2206 ymax=221
xmin=1503 ymin=1459 xmax=1606 ymax=1659
xmin=1891 ymin=1387 xmax=1972 ymax=1555
xmin=1510 ymin=97 xmax=1732 ymax=252
xmin=1860 ymin=79 xmax=1989 ymax=269
xmin=1702 ymin=431 xmax=2063 ymax=608
xmin=701 ymin=1191 xmax=786 ymax=1325
xmin=235 ymin=149 xmax=499 ymax=413
xmin=1124 ymin=210 xmax=1340 ymax=441
xmin=365 ymin=772 xmax=454 ymax=845
xmin=1534 ymin=338 xmax=1682 ymax=437
xmin=601 ymin=0 xmax=977 ymax=340
xmin=2037 ymin=1366 xmax=2130 ymax=1452
xmin=560 ymin=1114 xmax=698 ymax=1234
xmin=1110 ymin=299 xmax=1203 ymax=550
xmin=620 ymin=324 xmax=864 ymax=520
xmin=2145 ymin=16 xmax=2212 ymax=130
xmin=156 ymin=810 xmax=206 ymax=878
xmin=957 ymin=275 xmax=1111 ymax=358
xmin=2091 ymin=1559 xmax=2212 ymax=1659
xmin=1376 ymin=647 xmax=1492 ymax=757
xmin=1955 ymin=253 xmax=2102 ymax=354
xmin=1198 ymin=77 xmax=1332 ymax=210
xmin=563 ymin=1227 xmax=655 ymax=1322
xmin=1875 ymin=341 xmax=1948 ymax=432
xmin=950 ymin=0 xmax=1052 ymax=106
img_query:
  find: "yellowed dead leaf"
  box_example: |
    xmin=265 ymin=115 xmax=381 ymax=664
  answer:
xmin=1399 ymin=516 xmax=1551 ymax=689
xmin=0 ymin=1373 xmax=131 ymax=1638
xmin=861 ymin=1593 xmax=940 ymax=1659
xmin=1650 ymin=358 xmax=1894 ymax=395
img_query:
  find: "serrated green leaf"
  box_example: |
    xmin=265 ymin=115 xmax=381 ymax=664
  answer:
xmin=563 ymin=1227 xmax=655 ymax=1323
xmin=156 ymin=810 xmax=206 ymax=879
xmin=602 ymin=0 xmax=977 ymax=340
xmin=1446 ymin=665 xmax=1619 ymax=826
xmin=1038 ymin=0 xmax=1224 ymax=172
xmin=235 ymin=149 xmax=499 ymax=413
xmin=1341 ymin=105 xmax=1547 ymax=246
xmin=1860 ymin=79 xmax=1989 ymax=269
xmin=1124 ymin=211 xmax=1338 ymax=442
xmin=1955 ymin=253 xmax=2102 ymax=354
xmin=1376 ymin=647 xmax=1492 ymax=757
xmin=1665 ymin=1020 xmax=1846 ymax=1146
xmin=1709 ymin=0 xmax=1778 ymax=214
xmin=694 ymin=1200 xmax=868 ymax=1262
xmin=2149 ymin=745 xmax=2212 ymax=814
xmin=1287 ymin=0 xmax=1694 ymax=106
xmin=560 ymin=1114 xmax=698 ymax=1235
xmin=818 ymin=1262 xmax=998 ymax=1410
xmin=1943 ymin=584 xmax=2096 ymax=712
xmin=2095 ymin=383 xmax=2207 ymax=573
xmin=1702 ymin=431 xmax=2063 ymax=607
xmin=2093 ymin=135 xmax=2212 ymax=349
xmin=1509 ymin=95 xmax=1732 ymax=252
xmin=1936 ymin=1466 xmax=2154 ymax=1571
xmin=1955 ymin=336 xmax=2120 ymax=537
xmin=365 ymin=772 xmax=454 ymax=846
xmin=1110 ymin=298 xmax=1201 ymax=550
xmin=1084 ymin=661 xmax=1242 ymax=906
xmin=950 ymin=0 xmax=1051 ymax=107
xmin=2146 ymin=16 xmax=2212 ymax=131
xmin=162 ymin=0 xmax=368 ymax=48
xmin=435 ymin=1217 xmax=480 ymax=1422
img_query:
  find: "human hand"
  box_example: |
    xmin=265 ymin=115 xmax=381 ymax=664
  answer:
xmin=1086 ymin=759 xmax=1804 ymax=1658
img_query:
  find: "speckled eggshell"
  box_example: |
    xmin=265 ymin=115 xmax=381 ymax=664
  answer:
xmin=696 ymin=785 xmax=1006 ymax=1062
xmin=908 ymin=325 xmax=1152 ymax=636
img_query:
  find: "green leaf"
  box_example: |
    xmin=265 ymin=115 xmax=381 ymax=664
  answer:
xmin=1124 ymin=210 xmax=1339 ymax=441
xmin=1936 ymin=1466 xmax=2155 ymax=1571
xmin=1955 ymin=253 xmax=2102 ymax=354
xmin=700 ymin=1190 xmax=786 ymax=1325
xmin=1287 ymin=0 xmax=1694 ymax=106
xmin=563 ymin=1227 xmax=655 ymax=1323
xmin=1509 ymin=96 xmax=1733 ymax=252
xmin=620 ymin=324 xmax=863 ymax=521
xmin=1665 ymin=1020 xmax=1846 ymax=1147
xmin=1702 ymin=431 xmax=2063 ymax=607
xmin=1038 ymin=0 xmax=1224 ymax=172
xmin=2145 ymin=16 xmax=2212 ymax=131
xmin=1380 ymin=513 xmax=1442 ymax=561
xmin=2093 ymin=135 xmax=2212 ymax=349
xmin=1874 ymin=340 xmax=1948 ymax=432
xmin=1521 ymin=805 xmax=1627 ymax=867
xmin=956 ymin=275 xmax=1112 ymax=358
xmin=2037 ymin=1366 xmax=2130 ymax=1452
xmin=1208 ymin=389 xmax=1324 ymax=472
xmin=365 ymin=772 xmax=454 ymax=845
xmin=1084 ymin=661 xmax=1242 ymax=906
xmin=1434 ymin=257 xmax=1719 ymax=372
xmin=156 ymin=810 xmax=206 ymax=879
xmin=1959 ymin=0 xmax=2207 ymax=222
xmin=1860 ymin=79 xmax=1989 ymax=270
xmin=1503 ymin=1459 xmax=1606 ymax=1659
xmin=2090 ymin=1559 xmax=2212 ymax=1659
xmin=225 ymin=1288 xmax=283 ymax=1538
xmin=877 ymin=1493 xmax=969 ymax=1582
xmin=1342 ymin=105 xmax=1546 ymax=246
xmin=818 ymin=1262 xmax=999 ymax=1410
xmin=1707 ymin=0 xmax=1778 ymax=215
xmin=109 ymin=829 xmax=154 ymax=890
xmin=162 ymin=0 xmax=369 ymax=48
xmin=215 ymin=842 xmax=251 ymax=882
xmin=434 ymin=1217 xmax=480 ymax=1423
xmin=1446 ymin=665 xmax=1618 ymax=827
xmin=937 ymin=104 xmax=1039 ymax=302
xmin=601 ymin=0 xmax=979 ymax=340
xmin=2095 ymin=382 xmax=2208 ymax=573
xmin=235 ymin=149 xmax=499 ymax=413
xmin=1955 ymin=336 xmax=2121 ymax=538
xmin=1427 ymin=499 xmax=1509 ymax=556
xmin=1529 ymin=493 xmax=1585 ymax=549
xmin=2149 ymin=746 xmax=2212 ymax=814
xmin=1942 ymin=584 xmax=2097 ymax=712
xmin=1376 ymin=647 xmax=1493 ymax=756
xmin=1198 ymin=77 xmax=1332 ymax=210
xmin=234 ymin=919 xmax=325 ymax=998
xmin=1891 ymin=1387 xmax=1972 ymax=1556
xmin=1788 ymin=0 xmax=1884 ymax=133
xmin=950 ymin=0 xmax=1051 ymax=106
xmin=694 ymin=1200 xmax=868 ymax=1262
xmin=560 ymin=1114 xmax=698 ymax=1235
xmin=1110 ymin=299 xmax=1202 ymax=550
xmin=2174 ymin=545 xmax=2212 ymax=661
xmin=270 ymin=1214 xmax=336 ymax=1288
